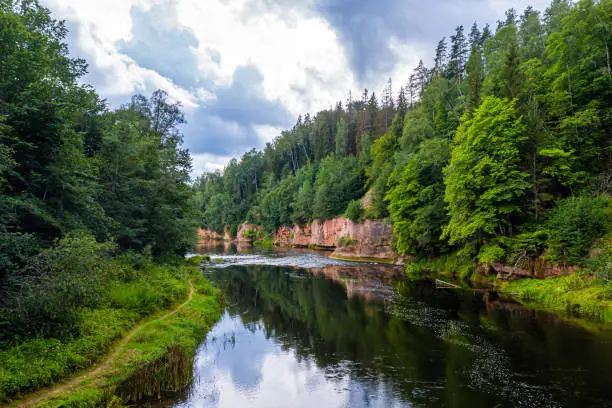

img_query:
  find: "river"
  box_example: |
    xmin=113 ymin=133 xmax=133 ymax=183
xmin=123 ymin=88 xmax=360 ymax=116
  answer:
xmin=149 ymin=244 xmax=612 ymax=407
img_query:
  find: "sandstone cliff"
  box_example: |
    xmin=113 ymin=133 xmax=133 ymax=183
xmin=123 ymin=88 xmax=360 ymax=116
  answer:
xmin=199 ymin=218 xmax=398 ymax=262
xmin=197 ymin=226 xmax=231 ymax=241
xmin=274 ymin=218 xmax=397 ymax=262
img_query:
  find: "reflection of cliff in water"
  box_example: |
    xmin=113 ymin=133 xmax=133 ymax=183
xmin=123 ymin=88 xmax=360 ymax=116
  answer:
xmin=205 ymin=265 xmax=461 ymax=406
xmin=203 ymin=265 xmax=612 ymax=408
xmin=308 ymin=264 xmax=403 ymax=301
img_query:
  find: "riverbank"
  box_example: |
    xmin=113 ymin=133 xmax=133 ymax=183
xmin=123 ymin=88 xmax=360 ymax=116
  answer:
xmin=1 ymin=257 xmax=222 ymax=407
xmin=406 ymin=254 xmax=612 ymax=324
xmin=198 ymin=217 xmax=399 ymax=264
xmin=497 ymin=272 xmax=612 ymax=324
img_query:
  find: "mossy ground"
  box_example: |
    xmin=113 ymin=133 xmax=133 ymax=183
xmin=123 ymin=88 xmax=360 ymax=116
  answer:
xmin=497 ymin=272 xmax=612 ymax=323
xmin=2 ymin=257 xmax=222 ymax=407
xmin=404 ymin=253 xmax=612 ymax=324
xmin=253 ymin=238 xmax=274 ymax=247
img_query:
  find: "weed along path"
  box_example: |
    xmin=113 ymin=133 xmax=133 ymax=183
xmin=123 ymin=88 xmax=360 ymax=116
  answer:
xmin=13 ymin=281 xmax=196 ymax=408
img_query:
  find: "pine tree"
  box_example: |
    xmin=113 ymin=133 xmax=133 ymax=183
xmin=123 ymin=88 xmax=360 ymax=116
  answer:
xmin=447 ymin=25 xmax=468 ymax=86
xmin=468 ymin=22 xmax=481 ymax=49
xmin=415 ymin=60 xmax=429 ymax=97
xmin=396 ymin=86 xmax=408 ymax=117
xmin=335 ymin=117 xmax=349 ymax=156
xmin=434 ymin=38 xmax=448 ymax=75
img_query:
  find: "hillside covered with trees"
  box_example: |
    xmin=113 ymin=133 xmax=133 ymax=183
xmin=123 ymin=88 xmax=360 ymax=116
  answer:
xmin=196 ymin=0 xmax=611 ymax=276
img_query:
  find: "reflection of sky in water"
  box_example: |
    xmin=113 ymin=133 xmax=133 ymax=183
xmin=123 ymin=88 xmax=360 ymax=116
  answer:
xmin=177 ymin=311 xmax=409 ymax=408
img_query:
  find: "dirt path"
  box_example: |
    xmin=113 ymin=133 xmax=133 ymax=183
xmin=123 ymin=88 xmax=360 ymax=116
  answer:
xmin=14 ymin=281 xmax=195 ymax=408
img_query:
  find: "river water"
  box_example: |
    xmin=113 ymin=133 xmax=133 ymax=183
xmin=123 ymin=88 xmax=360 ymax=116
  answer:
xmin=158 ymin=244 xmax=612 ymax=407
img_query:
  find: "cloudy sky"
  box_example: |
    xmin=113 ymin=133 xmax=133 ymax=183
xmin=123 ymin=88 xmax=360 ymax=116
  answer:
xmin=42 ymin=0 xmax=547 ymax=177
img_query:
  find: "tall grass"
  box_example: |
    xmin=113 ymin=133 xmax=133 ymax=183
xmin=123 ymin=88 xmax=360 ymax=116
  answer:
xmin=502 ymin=272 xmax=612 ymax=322
xmin=0 ymin=260 xmax=195 ymax=403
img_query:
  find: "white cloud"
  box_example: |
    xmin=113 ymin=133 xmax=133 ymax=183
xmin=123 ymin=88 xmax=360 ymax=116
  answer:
xmin=254 ymin=125 xmax=284 ymax=144
xmin=174 ymin=0 xmax=356 ymax=116
xmin=44 ymin=0 xmax=198 ymax=107
xmin=190 ymin=153 xmax=234 ymax=179
xmin=42 ymin=0 xmax=549 ymax=176
xmin=42 ymin=0 xmax=356 ymax=175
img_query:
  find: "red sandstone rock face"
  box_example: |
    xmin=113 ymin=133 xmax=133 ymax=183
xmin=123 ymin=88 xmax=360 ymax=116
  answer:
xmin=275 ymin=218 xmax=392 ymax=247
xmin=490 ymin=260 xmax=578 ymax=279
xmin=273 ymin=218 xmax=396 ymax=261
xmin=197 ymin=228 xmax=224 ymax=241
xmin=236 ymin=223 xmax=260 ymax=242
xmin=197 ymin=226 xmax=232 ymax=241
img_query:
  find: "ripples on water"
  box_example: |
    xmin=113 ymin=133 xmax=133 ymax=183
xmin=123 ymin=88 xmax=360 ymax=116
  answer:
xmin=193 ymin=250 xmax=364 ymax=269
xmin=159 ymin=245 xmax=612 ymax=408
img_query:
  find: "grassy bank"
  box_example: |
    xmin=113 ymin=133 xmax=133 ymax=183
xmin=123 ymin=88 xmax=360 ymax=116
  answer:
xmin=1 ymin=256 xmax=222 ymax=407
xmin=404 ymin=252 xmax=612 ymax=323
xmin=497 ymin=272 xmax=612 ymax=323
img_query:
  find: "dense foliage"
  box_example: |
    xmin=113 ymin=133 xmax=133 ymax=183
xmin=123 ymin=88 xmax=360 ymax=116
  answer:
xmin=196 ymin=0 xmax=611 ymax=273
xmin=0 ymin=1 xmax=200 ymax=346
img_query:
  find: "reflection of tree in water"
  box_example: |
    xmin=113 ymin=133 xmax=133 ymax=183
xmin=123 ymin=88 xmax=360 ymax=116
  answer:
xmin=205 ymin=264 xmax=612 ymax=408
xmin=206 ymin=265 xmax=509 ymax=407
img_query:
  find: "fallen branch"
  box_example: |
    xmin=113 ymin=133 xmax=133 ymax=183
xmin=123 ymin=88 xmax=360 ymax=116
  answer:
xmin=435 ymin=279 xmax=460 ymax=288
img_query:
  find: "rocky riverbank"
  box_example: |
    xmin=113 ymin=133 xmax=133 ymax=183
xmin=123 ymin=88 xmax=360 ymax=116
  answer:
xmin=198 ymin=218 xmax=400 ymax=263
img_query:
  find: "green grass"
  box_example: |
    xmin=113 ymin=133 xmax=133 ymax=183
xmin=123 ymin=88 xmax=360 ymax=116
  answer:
xmin=498 ymin=272 xmax=612 ymax=323
xmin=35 ymin=269 xmax=221 ymax=407
xmin=337 ymin=236 xmax=358 ymax=247
xmin=253 ymin=238 xmax=274 ymax=247
xmin=0 ymin=308 xmax=138 ymax=401
xmin=0 ymin=259 xmax=222 ymax=406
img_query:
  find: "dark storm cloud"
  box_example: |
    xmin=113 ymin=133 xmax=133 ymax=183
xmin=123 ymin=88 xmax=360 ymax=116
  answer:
xmin=242 ymin=0 xmax=506 ymax=84
xmin=184 ymin=64 xmax=292 ymax=156
xmin=314 ymin=0 xmax=502 ymax=83
xmin=116 ymin=4 xmax=203 ymax=88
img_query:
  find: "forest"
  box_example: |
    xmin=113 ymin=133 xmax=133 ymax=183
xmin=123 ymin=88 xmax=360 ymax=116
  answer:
xmin=0 ymin=0 xmax=611 ymax=404
xmin=0 ymin=1 xmax=212 ymax=403
xmin=195 ymin=0 xmax=611 ymax=277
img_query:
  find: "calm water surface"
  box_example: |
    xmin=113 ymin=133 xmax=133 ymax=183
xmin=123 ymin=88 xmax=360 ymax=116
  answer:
xmin=160 ymin=244 xmax=612 ymax=407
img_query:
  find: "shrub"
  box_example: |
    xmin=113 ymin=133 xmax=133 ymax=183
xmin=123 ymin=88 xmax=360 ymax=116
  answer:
xmin=338 ymin=236 xmax=358 ymax=247
xmin=243 ymin=227 xmax=257 ymax=240
xmin=477 ymin=244 xmax=506 ymax=264
xmin=344 ymin=199 xmax=362 ymax=222
xmin=109 ymin=282 xmax=163 ymax=316
xmin=544 ymin=195 xmax=610 ymax=266
xmin=585 ymin=237 xmax=611 ymax=280
xmin=0 ymin=232 xmax=116 ymax=340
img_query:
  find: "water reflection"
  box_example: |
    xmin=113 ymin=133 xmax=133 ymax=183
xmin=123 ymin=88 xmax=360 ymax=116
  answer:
xmin=163 ymin=249 xmax=612 ymax=407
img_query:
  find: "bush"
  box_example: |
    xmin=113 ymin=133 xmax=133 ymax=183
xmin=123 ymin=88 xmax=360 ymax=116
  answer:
xmin=544 ymin=195 xmax=610 ymax=266
xmin=243 ymin=227 xmax=257 ymax=240
xmin=477 ymin=244 xmax=506 ymax=264
xmin=405 ymin=252 xmax=475 ymax=280
xmin=109 ymin=282 xmax=163 ymax=316
xmin=585 ymin=237 xmax=611 ymax=280
xmin=344 ymin=200 xmax=362 ymax=222
xmin=0 ymin=232 xmax=116 ymax=340
xmin=338 ymin=236 xmax=358 ymax=247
